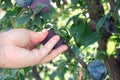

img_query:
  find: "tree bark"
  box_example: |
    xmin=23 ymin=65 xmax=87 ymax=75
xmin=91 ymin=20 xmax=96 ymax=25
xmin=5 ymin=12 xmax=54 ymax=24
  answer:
xmin=86 ymin=0 xmax=120 ymax=80
xmin=109 ymin=0 xmax=115 ymax=12
xmin=104 ymin=56 xmax=120 ymax=80
xmin=86 ymin=0 xmax=104 ymax=22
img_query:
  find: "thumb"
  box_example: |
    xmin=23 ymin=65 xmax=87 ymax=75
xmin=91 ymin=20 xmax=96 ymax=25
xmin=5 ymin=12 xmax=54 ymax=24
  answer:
xmin=29 ymin=29 xmax=48 ymax=45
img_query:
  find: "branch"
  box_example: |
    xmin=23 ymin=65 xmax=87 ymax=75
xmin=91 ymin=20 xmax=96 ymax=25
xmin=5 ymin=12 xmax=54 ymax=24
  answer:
xmin=32 ymin=66 xmax=42 ymax=80
xmin=67 ymin=47 xmax=87 ymax=70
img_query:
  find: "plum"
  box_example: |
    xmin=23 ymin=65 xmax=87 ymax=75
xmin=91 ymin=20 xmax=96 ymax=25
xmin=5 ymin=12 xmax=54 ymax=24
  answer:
xmin=104 ymin=16 xmax=115 ymax=33
xmin=116 ymin=48 xmax=120 ymax=62
xmin=87 ymin=59 xmax=107 ymax=80
xmin=42 ymin=29 xmax=64 ymax=49
xmin=29 ymin=0 xmax=51 ymax=12
xmin=16 ymin=0 xmax=32 ymax=7
xmin=89 ymin=23 xmax=96 ymax=32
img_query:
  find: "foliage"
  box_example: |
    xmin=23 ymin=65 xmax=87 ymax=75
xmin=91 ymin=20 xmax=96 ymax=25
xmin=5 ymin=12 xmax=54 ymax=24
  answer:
xmin=0 ymin=0 xmax=120 ymax=80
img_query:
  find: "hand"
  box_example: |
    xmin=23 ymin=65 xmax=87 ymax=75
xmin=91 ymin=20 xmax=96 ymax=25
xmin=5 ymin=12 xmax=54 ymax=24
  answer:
xmin=0 ymin=29 xmax=68 ymax=68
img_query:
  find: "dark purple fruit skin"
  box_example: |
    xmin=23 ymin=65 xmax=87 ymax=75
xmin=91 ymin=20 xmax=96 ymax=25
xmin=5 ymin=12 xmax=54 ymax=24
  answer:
xmin=89 ymin=23 xmax=96 ymax=32
xmin=42 ymin=30 xmax=64 ymax=49
xmin=116 ymin=48 xmax=120 ymax=62
xmin=87 ymin=59 xmax=107 ymax=80
xmin=29 ymin=0 xmax=50 ymax=12
xmin=16 ymin=0 xmax=32 ymax=7
xmin=104 ymin=16 xmax=115 ymax=33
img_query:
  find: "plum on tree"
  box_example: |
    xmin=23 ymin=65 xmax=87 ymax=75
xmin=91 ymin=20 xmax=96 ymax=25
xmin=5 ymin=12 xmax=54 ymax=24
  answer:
xmin=89 ymin=22 xmax=96 ymax=32
xmin=16 ymin=0 xmax=32 ymax=7
xmin=29 ymin=0 xmax=51 ymax=12
xmin=42 ymin=29 xmax=64 ymax=49
xmin=87 ymin=59 xmax=107 ymax=80
xmin=104 ymin=16 xmax=115 ymax=33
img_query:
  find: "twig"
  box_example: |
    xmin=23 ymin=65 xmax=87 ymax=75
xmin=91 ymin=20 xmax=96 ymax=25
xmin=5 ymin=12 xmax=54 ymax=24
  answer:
xmin=32 ymin=66 xmax=42 ymax=80
xmin=67 ymin=47 xmax=87 ymax=70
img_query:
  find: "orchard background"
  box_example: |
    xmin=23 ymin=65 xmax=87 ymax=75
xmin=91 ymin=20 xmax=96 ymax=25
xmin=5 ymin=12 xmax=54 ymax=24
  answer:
xmin=0 ymin=0 xmax=120 ymax=80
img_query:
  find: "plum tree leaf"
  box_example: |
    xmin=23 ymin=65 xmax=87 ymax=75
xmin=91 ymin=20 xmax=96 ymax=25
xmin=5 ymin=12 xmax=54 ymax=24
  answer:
xmin=96 ymin=16 xmax=107 ymax=32
xmin=15 ymin=13 xmax=32 ymax=27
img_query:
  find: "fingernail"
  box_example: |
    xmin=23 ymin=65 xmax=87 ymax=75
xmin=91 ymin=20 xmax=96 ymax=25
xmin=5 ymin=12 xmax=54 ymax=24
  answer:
xmin=41 ymin=29 xmax=47 ymax=33
xmin=38 ymin=29 xmax=47 ymax=34
xmin=64 ymin=45 xmax=68 ymax=50
xmin=55 ymin=35 xmax=60 ymax=40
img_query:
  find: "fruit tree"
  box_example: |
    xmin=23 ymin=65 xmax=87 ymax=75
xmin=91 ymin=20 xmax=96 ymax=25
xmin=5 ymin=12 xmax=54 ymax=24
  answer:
xmin=0 ymin=0 xmax=120 ymax=80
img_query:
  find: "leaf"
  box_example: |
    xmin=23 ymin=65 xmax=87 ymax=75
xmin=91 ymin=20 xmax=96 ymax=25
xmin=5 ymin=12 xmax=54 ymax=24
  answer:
xmin=70 ymin=19 xmax=86 ymax=46
xmin=96 ymin=16 xmax=107 ymax=32
xmin=65 ymin=14 xmax=80 ymax=27
xmin=4 ymin=7 xmax=19 ymax=18
xmin=10 ymin=69 xmax=18 ymax=78
xmin=33 ymin=17 xmax=42 ymax=26
xmin=96 ymin=51 xmax=107 ymax=60
xmin=15 ymin=13 xmax=32 ymax=27
xmin=0 ymin=75 xmax=9 ymax=80
xmin=81 ymin=32 xmax=99 ymax=47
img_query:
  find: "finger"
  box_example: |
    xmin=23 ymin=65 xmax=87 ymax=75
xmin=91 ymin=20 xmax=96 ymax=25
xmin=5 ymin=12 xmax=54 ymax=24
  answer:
xmin=29 ymin=29 xmax=48 ymax=45
xmin=32 ymin=35 xmax=60 ymax=61
xmin=1 ymin=35 xmax=60 ymax=68
xmin=39 ymin=45 xmax=68 ymax=64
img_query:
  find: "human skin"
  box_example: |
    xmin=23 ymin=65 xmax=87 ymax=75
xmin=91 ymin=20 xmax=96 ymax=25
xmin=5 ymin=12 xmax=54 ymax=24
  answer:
xmin=0 ymin=29 xmax=68 ymax=68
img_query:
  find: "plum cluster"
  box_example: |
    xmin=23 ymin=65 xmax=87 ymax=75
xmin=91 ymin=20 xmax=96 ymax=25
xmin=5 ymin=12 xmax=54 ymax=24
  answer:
xmin=104 ymin=16 xmax=115 ymax=33
xmin=42 ymin=29 xmax=64 ymax=49
xmin=116 ymin=48 xmax=120 ymax=62
xmin=16 ymin=0 xmax=50 ymax=12
xmin=87 ymin=59 xmax=107 ymax=80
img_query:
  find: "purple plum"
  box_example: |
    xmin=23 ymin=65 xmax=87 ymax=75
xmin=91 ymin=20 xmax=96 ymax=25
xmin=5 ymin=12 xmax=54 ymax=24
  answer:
xmin=42 ymin=30 xmax=64 ymax=49
xmin=89 ymin=23 xmax=96 ymax=32
xmin=104 ymin=16 xmax=115 ymax=33
xmin=87 ymin=59 xmax=107 ymax=80
xmin=16 ymin=0 xmax=32 ymax=7
xmin=29 ymin=0 xmax=51 ymax=12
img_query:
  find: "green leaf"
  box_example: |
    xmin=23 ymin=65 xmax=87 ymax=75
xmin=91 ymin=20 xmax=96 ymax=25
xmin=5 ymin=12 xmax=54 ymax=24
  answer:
xmin=4 ymin=7 xmax=19 ymax=18
xmin=96 ymin=51 xmax=107 ymax=60
xmin=81 ymin=32 xmax=99 ymax=47
xmin=96 ymin=16 xmax=107 ymax=32
xmin=0 ymin=75 xmax=9 ymax=80
xmin=66 ymin=14 xmax=80 ymax=27
xmin=70 ymin=19 xmax=86 ymax=46
xmin=15 ymin=13 xmax=32 ymax=27
xmin=10 ymin=69 xmax=18 ymax=78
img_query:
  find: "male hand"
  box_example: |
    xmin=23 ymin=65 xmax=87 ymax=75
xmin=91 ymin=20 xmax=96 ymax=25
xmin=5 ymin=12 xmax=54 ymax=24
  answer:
xmin=0 ymin=29 xmax=68 ymax=68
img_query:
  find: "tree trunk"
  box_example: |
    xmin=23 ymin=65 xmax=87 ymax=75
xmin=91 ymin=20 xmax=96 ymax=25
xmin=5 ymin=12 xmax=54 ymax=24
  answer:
xmin=86 ymin=0 xmax=120 ymax=79
xmin=109 ymin=0 xmax=115 ymax=12
xmin=104 ymin=57 xmax=120 ymax=80
xmin=86 ymin=0 xmax=104 ymax=22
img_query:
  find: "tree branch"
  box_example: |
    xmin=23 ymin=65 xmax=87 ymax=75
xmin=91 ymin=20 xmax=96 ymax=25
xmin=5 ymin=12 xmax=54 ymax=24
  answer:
xmin=67 ymin=47 xmax=87 ymax=70
xmin=32 ymin=66 xmax=42 ymax=80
